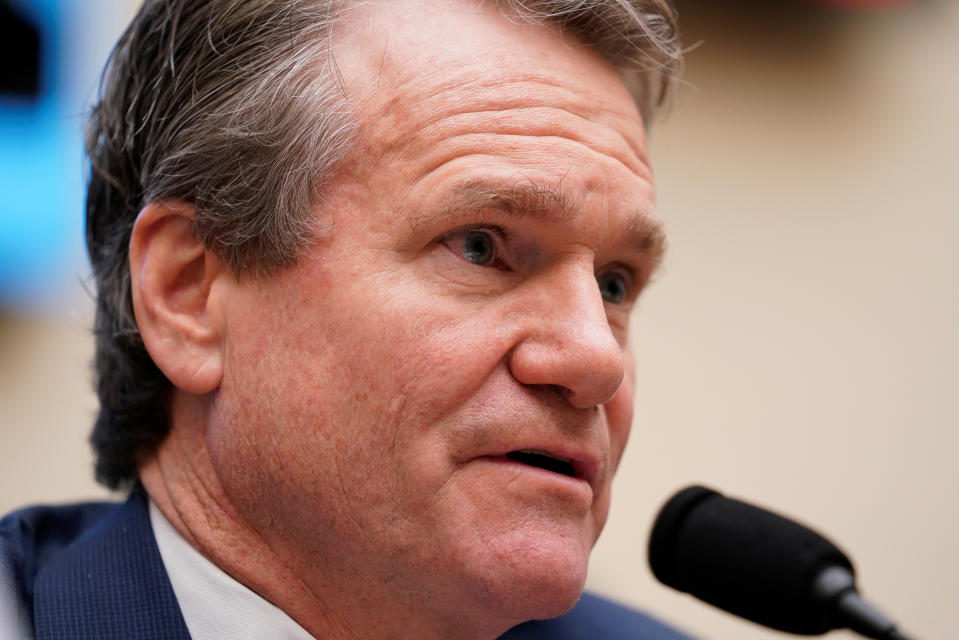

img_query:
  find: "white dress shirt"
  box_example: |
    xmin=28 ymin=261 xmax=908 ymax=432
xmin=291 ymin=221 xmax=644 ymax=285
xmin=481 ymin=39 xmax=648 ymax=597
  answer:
xmin=150 ymin=501 xmax=315 ymax=640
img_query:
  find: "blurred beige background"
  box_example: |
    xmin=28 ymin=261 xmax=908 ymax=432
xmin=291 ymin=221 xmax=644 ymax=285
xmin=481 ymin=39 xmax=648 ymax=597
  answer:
xmin=1 ymin=1 xmax=955 ymax=639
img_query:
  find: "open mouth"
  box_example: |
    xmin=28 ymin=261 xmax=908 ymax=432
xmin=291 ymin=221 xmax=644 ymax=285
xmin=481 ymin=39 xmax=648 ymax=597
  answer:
xmin=505 ymin=450 xmax=577 ymax=478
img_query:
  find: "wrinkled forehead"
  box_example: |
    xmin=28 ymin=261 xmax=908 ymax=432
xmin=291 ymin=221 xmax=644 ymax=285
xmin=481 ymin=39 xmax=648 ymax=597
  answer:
xmin=330 ymin=0 xmax=648 ymax=166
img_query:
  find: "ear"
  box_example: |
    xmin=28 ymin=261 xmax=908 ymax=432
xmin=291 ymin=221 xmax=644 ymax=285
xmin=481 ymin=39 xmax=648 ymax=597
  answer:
xmin=129 ymin=200 xmax=225 ymax=395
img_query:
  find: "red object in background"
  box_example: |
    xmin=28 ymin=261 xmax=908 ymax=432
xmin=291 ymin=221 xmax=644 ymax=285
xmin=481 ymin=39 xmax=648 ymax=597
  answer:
xmin=812 ymin=0 xmax=917 ymax=7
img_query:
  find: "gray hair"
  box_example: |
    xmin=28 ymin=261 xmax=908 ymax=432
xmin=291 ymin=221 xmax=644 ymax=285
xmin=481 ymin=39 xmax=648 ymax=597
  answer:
xmin=86 ymin=0 xmax=681 ymax=489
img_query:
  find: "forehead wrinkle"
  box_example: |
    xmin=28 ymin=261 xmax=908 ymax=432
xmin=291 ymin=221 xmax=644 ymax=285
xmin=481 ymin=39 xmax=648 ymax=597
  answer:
xmin=385 ymin=71 xmax=632 ymax=126
xmin=411 ymin=133 xmax=648 ymax=192
xmin=364 ymin=70 xmax=649 ymax=172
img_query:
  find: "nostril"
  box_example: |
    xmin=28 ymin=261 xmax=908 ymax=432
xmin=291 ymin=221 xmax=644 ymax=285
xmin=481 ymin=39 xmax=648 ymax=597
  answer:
xmin=524 ymin=383 xmax=575 ymax=404
xmin=544 ymin=384 xmax=571 ymax=401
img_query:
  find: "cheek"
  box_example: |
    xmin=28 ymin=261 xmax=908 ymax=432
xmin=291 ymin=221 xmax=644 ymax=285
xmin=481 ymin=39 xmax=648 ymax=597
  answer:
xmin=340 ymin=285 xmax=511 ymax=418
xmin=215 ymin=271 xmax=510 ymax=486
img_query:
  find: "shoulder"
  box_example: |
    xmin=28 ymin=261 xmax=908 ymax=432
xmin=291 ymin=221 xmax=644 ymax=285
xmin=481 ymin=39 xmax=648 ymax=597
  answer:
xmin=1 ymin=500 xmax=118 ymax=569
xmin=500 ymin=592 xmax=696 ymax=640
xmin=1 ymin=500 xmax=119 ymax=637
xmin=1 ymin=499 xmax=119 ymax=595
xmin=2 ymin=492 xmax=190 ymax=640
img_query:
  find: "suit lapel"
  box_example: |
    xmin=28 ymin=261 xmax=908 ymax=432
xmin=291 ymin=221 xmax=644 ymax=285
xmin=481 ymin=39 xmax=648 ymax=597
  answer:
xmin=33 ymin=491 xmax=191 ymax=640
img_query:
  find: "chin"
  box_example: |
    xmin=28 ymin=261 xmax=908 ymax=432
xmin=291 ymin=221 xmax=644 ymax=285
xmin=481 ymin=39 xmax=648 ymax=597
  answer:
xmin=463 ymin=532 xmax=591 ymax=626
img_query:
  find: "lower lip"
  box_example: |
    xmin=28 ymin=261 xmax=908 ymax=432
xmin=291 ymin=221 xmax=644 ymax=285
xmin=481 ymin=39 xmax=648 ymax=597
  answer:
xmin=474 ymin=455 xmax=594 ymax=501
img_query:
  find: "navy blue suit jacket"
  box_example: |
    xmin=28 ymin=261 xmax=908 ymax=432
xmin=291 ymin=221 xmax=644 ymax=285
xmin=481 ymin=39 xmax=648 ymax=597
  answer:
xmin=0 ymin=492 xmax=693 ymax=639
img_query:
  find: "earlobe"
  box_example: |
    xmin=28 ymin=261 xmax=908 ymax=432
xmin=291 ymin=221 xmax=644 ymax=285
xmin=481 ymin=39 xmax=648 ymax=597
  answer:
xmin=129 ymin=200 xmax=225 ymax=395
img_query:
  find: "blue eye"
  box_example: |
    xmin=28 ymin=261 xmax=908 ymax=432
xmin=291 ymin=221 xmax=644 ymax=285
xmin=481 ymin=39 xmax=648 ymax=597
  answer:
xmin=597 ymin=271 xmax=628 ymax=304
xmin=462 ymin=230 xmax=495 ymax=265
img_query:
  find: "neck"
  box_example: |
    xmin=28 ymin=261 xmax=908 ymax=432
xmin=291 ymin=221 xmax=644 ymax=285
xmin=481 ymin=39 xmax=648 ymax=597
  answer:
xmin=139 ymin=391 xmax=508 ymax=640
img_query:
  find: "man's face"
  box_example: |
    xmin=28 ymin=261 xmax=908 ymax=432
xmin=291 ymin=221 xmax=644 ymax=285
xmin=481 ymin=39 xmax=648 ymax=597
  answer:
xmin=207 ymin=0 xmax=662 ymax=633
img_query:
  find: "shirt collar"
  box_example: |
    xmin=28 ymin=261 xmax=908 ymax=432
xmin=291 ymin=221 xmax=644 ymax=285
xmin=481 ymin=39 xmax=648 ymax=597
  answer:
xmin=150 ymin=500 xmax=315 ymax=640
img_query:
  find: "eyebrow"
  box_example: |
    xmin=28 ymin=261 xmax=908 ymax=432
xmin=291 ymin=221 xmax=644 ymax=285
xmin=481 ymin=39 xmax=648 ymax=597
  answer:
xmin=626 ymin=210 xmax=668 ymax=270
xmin=414 ymin=178 xmax=667 ymax=265
xmin=448 ymin=180 xmax=577 ymax=222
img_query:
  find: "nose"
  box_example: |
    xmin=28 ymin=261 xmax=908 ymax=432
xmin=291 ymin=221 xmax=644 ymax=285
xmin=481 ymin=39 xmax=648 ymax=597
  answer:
xmin=507 ymin=266 xmax=626 ymax=409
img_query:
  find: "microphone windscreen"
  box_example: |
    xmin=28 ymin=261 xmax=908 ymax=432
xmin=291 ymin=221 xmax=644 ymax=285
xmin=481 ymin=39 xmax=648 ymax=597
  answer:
xmin=648 ymin=485 xmax=854 ymax=634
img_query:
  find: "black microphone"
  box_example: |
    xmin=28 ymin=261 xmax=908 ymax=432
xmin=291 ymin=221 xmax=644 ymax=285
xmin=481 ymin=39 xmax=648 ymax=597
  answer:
xmin=648 ymin=485 xmax=912 ymax=639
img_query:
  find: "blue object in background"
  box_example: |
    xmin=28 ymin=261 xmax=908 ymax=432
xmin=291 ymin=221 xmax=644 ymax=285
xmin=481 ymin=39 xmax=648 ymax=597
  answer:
xmin=0 ymin=0 xmax=131 ymax=313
